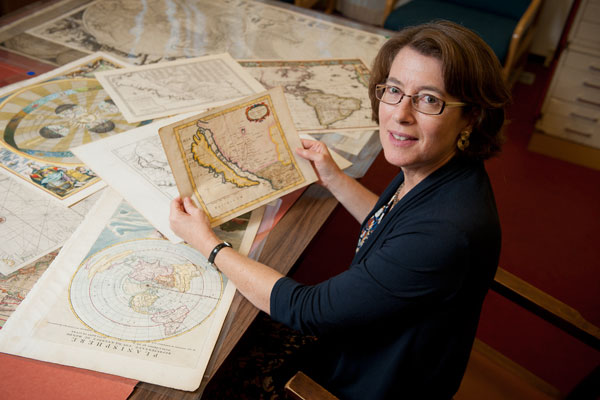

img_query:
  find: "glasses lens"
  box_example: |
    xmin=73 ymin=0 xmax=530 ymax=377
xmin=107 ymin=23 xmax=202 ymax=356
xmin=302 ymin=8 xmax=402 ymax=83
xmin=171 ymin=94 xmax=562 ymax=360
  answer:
xmin=413 ymin=94 xmax=443 ymax=115
xmin=377 ymin=85 xmax=402 ymax=105
xmin=375 ymin=85 xmax=384 ymax=100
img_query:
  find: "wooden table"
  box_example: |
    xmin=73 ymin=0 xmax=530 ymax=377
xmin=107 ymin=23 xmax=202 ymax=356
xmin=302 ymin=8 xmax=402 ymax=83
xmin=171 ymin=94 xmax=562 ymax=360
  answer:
xmin=0 ymin=1 xmax=391 ymax=398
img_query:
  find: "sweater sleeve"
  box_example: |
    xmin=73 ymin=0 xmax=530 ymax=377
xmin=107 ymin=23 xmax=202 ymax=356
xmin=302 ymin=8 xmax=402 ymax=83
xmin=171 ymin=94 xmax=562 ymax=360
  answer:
xmin=270 ymin=220 xmax=470 ymax=337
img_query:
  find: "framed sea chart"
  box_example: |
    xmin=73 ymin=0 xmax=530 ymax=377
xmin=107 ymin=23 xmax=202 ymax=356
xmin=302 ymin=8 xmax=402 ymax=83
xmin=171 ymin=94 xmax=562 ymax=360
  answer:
xmin=0 ymin=52 xmax=148 ymax=205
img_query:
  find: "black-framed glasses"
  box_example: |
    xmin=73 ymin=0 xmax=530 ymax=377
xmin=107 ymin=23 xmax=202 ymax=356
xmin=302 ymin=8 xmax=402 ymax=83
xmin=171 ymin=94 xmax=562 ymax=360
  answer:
xmin=375 ymin=84 xmax=467 ymax=115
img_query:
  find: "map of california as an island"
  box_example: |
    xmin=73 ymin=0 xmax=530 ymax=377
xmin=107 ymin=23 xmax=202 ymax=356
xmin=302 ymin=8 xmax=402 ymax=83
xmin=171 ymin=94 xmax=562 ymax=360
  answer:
xmin=159 ymin=87 xmax=317 ymax=226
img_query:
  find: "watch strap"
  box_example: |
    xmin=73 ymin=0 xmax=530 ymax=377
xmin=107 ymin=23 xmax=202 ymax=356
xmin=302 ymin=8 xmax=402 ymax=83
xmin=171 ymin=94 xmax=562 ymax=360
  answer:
xmin=208 ymin=242 xmax=232 ymax=265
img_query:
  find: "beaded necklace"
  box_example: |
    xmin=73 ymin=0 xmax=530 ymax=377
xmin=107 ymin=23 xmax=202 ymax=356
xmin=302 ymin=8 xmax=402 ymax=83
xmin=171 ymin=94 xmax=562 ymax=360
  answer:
xmin=355 ymin=183 xmax=404 ymax=252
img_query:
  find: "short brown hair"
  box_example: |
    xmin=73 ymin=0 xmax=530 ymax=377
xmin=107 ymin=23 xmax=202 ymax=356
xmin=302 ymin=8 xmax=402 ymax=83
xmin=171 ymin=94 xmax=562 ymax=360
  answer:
xmin=369 ymin=20 xmax=511 ymax=160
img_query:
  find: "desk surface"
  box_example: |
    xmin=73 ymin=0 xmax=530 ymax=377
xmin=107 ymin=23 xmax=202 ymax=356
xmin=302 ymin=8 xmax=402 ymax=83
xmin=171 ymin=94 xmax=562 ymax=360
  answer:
xmin=0 ymin=1 xmax=391 ymax=398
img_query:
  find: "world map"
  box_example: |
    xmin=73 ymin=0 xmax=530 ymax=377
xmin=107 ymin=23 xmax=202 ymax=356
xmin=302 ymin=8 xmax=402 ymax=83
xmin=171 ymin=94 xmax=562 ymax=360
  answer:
xmin=240 ymin=59 xmax=377 ymax=131
xmin=69 ymin=239 xmax=223 ymax=342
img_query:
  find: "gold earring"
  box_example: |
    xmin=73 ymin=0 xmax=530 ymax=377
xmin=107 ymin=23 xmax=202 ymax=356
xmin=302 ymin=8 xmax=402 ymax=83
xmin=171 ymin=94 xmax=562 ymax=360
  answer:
xmin=457 ymin=130 xmax=470 ymax=151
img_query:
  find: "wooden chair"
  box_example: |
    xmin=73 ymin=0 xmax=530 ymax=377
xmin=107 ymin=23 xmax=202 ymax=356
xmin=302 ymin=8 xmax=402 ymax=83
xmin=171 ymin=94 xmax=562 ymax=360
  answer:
xmin=284 ymin=267 xmax=600 ymax=399
xmin=285 ymin=371 xmax=339 ymax=400
xmin=381 ymin=0 xmax=543 ymax=86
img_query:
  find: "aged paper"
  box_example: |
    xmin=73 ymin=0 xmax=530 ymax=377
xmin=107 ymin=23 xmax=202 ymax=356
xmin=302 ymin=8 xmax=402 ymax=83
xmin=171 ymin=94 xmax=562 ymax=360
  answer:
xmin=0 ymin=168 xmax=102 ymax=275
xmin=240 ymin=59 xmax=377 ymax=132
xmin=307 ymin=129 xmax=378 ymax=156
xmin=95 ymin=53 xmax=265 ymax=123
xmin=72 ymin=115 xmax=193 ymax=242
xmin=159 ymin=86 xmax=318 ymax=226
xmin=298 ymin=133 xmax=352 ymax=170
xmin=0 ymin=52 xmax=142 ymax=205
xmin=24 ymin=0 xmax=387 ymax=66
xmin=73 ymin=116 xmax=348 ymax=243
xmin=0 ymin=187 xmax=262 ymax=391
xmin=0 ymin=250 xmax=58 ymax=328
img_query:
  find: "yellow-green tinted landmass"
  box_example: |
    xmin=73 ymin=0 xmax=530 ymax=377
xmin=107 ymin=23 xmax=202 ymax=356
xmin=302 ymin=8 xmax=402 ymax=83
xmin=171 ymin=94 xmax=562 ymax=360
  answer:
xmin=190 ymin=131 xmax=258 ymax=188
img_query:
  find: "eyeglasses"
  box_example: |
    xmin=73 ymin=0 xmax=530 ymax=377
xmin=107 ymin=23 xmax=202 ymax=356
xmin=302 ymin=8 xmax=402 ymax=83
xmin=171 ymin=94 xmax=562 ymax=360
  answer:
xmin=375 ymin=84 xmax=467 ymax=115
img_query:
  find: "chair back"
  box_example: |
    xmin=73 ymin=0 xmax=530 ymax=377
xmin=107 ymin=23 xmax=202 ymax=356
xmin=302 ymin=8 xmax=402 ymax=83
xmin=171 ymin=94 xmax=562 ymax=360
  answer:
xmin=444 ymin=0 xmax=531 ymax=20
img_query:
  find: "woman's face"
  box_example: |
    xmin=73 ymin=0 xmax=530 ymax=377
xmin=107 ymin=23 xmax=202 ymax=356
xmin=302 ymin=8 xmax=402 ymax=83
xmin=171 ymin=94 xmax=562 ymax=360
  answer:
xmin=378 ymin=46 xmax=471 ymax=181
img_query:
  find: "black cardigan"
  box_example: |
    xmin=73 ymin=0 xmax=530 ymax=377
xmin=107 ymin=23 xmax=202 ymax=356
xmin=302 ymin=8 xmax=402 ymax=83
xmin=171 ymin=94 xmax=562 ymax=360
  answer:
xmin=271 ymin=157 xmax=501 ymax=399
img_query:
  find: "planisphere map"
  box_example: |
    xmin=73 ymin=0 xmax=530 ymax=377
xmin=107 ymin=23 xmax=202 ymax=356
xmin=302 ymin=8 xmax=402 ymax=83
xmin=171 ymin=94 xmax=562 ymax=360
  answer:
xmin=0 ymin=188 xmax=262 ymax=390
xmin=159 ymin=86 xmax=318 ymax=226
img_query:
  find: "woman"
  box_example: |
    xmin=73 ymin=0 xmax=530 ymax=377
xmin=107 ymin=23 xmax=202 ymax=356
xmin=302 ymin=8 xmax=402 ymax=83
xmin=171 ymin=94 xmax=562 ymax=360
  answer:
xmin=170 ymin=20 xmax=510 ymax=399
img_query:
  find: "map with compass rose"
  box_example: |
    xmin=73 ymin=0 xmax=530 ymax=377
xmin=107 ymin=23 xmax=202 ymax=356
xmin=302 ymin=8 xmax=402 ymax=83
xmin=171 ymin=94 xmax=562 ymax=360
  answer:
xmin=70 ymin=239 xmax=223 ymax=342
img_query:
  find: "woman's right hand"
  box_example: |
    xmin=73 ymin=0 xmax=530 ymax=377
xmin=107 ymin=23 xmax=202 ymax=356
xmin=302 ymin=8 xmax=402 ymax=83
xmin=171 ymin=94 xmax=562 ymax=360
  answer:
xmin=296 ymin=138 xmax=343 ymax=190
xmin=169 ymin=196 xmax=220 ymax=256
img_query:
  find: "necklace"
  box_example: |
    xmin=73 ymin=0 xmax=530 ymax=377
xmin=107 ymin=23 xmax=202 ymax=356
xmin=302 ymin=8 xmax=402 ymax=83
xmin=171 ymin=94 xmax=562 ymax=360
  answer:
xmin=390 ymin=182 xmax=405 ymax=208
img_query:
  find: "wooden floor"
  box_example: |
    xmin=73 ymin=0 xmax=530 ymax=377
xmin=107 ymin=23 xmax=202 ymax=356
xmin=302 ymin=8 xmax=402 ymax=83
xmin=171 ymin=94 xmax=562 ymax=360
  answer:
xmin=456 ymin=340 xmax=560 ymax=400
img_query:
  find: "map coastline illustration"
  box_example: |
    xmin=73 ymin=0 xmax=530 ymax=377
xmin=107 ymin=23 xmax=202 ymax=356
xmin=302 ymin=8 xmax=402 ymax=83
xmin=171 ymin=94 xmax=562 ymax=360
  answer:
xmin=240 ymin=59 xmax=376 ymax=132
xmin=69 ymin=238 xmax=223 ymax=342
xmin=160 ymin=86 xmax=317 ymax=226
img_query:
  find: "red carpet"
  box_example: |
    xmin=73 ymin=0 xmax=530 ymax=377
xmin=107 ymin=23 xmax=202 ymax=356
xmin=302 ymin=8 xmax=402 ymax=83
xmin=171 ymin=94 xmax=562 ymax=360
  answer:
xmin=478 ymin=61 xmax=600 ymax=394
xmin=292 ymin=59 xmax=600 ymax=394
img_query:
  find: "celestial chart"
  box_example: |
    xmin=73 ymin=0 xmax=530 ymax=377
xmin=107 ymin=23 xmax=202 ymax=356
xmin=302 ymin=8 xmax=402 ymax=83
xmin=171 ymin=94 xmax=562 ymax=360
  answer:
xmin=0 ymin=78 xmax=140 ymax=165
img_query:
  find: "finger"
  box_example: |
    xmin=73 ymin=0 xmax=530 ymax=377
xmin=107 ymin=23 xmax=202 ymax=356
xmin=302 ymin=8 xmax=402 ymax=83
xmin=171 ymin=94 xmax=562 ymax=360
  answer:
xmin=300 ymin=138 xmax=318 ymax=149
xmin=170 ymin=197 xmax=184 ymax=214
xmin=182 ymin=197 xmax=199 ymax=214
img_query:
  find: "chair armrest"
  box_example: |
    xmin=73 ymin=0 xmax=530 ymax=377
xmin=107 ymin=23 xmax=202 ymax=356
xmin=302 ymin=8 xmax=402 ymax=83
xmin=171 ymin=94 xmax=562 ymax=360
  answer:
xmin=492 ymin=267 xmax=600 ymax=351
xmin=285 ymin=371 xmax=339 ymax=400
xmin=503 ymin=0 xmax=543 ymax=81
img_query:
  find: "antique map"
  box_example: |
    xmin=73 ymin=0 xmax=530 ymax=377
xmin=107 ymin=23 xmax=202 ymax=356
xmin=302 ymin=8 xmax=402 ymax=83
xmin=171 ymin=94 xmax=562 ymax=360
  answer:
xmin=0 ymin=250 xmax=58 ymax=328
xmin=240 ymin=59 xmax=377 ymax=131
xmin=73 ymin=113 xmax=203 ymax=242
xmin=72 ymin=115 xmax=347 ymax=243
xmin=69 ymin=238 xmax=223 ymax=341
xmin=95 ymin=53 xmax=264 ymax=122
xmin=0 ymin=52 xmax=143 ymax=205
xmin=159 ymin=87 xmax=317 ymax=226
xmin=0 ymin=188 xmax=262 ymax=390
xmin=0 ymin=169 xmax=101 ymax=275
xmin=24 ymin=0 xmax=387 ymax=66
xmin=312 ymin=129 xmax=378 ymax=156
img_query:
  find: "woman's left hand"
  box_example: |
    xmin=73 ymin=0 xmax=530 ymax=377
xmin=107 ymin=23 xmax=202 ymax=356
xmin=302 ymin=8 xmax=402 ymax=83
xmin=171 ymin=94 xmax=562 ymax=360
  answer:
xmin=169 ymin=196 xmax=220 ymax=256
